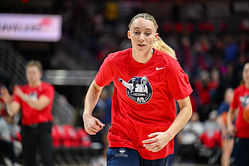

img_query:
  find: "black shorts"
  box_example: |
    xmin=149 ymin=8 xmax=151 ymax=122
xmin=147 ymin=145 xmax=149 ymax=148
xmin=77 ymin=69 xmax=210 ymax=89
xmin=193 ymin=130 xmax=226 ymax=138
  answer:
xmin=234 ymin=137 xmax=249 ymax=166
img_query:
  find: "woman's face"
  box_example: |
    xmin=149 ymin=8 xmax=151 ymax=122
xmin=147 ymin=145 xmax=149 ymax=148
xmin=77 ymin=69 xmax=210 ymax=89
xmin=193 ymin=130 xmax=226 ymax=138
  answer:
xmin=243 ymin=63 xmax=249 ymax=85
xmin=26 ymin=66 xmax=42 ymax=85
xmin=128 ymin=17 xmax=158 ymax=53
xmin=225 ymin=88 xmax=233 ymax=104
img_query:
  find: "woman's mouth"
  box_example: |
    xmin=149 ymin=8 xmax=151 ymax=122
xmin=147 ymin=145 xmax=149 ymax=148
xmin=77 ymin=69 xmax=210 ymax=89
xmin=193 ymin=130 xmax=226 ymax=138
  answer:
xmin=138 ymin=44 xmax=146 ymax=47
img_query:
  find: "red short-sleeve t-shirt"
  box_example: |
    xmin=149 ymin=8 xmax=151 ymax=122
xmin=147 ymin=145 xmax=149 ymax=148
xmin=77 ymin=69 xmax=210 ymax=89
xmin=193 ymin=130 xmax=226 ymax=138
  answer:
xmin=95 ymin=48 xmax=193 ymax=159
xmin=230 ymin=85 xmax=249 ymax=138
xmin=13 ymin=82 xmax=54 ymax=125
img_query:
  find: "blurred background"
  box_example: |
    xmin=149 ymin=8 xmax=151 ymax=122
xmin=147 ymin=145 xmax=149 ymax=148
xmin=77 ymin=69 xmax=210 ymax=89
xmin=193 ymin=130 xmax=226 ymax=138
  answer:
xmin=0 ymin=0 xmax=248 ymax=166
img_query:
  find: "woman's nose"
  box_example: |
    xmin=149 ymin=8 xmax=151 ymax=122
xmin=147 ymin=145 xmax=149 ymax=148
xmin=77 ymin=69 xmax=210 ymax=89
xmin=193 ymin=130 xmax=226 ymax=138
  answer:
xmin=138 ymin=34 xmax=145 ymax=41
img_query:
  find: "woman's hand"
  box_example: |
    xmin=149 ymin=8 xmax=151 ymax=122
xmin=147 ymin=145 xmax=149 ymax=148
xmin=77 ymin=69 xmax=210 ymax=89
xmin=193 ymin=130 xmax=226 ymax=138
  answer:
xmin=83 ymin=114 xmax=105 ymax=135
xmin=0 ymin=87 xmax=12 ymax=103
xmin=227 ymin=123 xmax=236 ymax=136
xmin=15 ymin=86 xmax=24 ymax=98
xmin=142 ymin=131 xmax=171 ymax=152
xmin=14 ymin=86 xmax=29 ymax=102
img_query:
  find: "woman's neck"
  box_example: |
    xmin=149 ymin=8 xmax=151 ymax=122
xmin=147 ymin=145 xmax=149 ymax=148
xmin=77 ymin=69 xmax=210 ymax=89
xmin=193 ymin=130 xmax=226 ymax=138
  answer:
xmin=132 ymin=49 xmax=154 ymax=64
xmin=29 ymin=80 xmax=41 ymax=88
xmin=245 ymin=82 xmax=249 ymax=89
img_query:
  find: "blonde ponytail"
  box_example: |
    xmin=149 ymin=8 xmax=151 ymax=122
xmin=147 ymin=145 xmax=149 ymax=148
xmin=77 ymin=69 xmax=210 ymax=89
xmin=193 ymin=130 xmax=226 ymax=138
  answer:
xmin=153 ymin=37 xmax=177 ymax=60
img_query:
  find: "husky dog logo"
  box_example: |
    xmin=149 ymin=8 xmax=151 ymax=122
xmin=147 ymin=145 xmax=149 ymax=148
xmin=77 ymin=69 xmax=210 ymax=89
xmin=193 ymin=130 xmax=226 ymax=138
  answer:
xmin=240 ymin=95 xmax=249 ymax=108
xmin=119 ymin=76 xmax=152 ymax=104
xmin=29 ymin=92 xmax=38 ymax=101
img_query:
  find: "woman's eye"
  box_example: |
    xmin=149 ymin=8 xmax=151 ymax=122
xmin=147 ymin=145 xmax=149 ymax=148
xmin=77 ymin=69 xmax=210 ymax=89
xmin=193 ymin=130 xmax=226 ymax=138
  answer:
xmin=145 ymin=32 xmax=151 ymax=36
xmin=134 ymin=31 xmax=140 ymax=35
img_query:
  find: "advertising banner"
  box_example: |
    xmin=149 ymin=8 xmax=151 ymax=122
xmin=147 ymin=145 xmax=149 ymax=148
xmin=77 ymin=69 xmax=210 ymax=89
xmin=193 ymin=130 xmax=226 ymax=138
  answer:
xmin=0 ymin=14 xmax=62 ymax=42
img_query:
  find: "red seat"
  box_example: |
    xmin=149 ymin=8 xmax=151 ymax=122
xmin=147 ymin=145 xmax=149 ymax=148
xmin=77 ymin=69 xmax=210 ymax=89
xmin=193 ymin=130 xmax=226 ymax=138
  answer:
xmin=206 ymin=22 xmax=214 ymax=32
xmin=52 ymin=125 xmax=65 ymax=148
xmin=63 ymin=125 xmax=78 ymax=147
xmin=186 ymin=22 xmax=194 ymax=34
xmin=163 ymin=22 xmax=172 ymax=33
xmin=220 ymin=22 xmax=227 ymax=32
xmin=198 ymin=22 xmax=206 ymax=32
xmin=175 ymin=22 xmax=183 ymax=34
xmin=240 ymin=20 xmax=249 ymax=32
xmin=77 ymin=128 xmax=91 ymax=148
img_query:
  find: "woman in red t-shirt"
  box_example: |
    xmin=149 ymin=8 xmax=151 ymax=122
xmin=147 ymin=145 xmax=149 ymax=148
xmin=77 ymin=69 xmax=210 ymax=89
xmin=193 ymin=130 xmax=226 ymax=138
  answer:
xmin=227 ymin=63 xmax=249 ymax=166
xmin=0 ymin=60 xmax=54 ymax=166
xmin=83 ymin=13 xmax=193 ymax=166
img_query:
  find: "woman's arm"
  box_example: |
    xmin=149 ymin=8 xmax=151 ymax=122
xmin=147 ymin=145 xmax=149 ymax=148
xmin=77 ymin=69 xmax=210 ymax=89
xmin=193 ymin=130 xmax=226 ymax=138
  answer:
xmin=227 ymin=108 xmax=236 ymax=136
xmin=142 ymin=96 xmax=192 ymax=152
xmin=217 ymin=115 xmax=227 ymax=138
xmin=0 ymin=87 xmax=20 ymax=117
xmin=168 ymin=96 xmax=193 ymax=139
xmin=82 ymin=80 xmax=105 ymax=135
xmin=15 ymin=87 xmax=50 ymax=111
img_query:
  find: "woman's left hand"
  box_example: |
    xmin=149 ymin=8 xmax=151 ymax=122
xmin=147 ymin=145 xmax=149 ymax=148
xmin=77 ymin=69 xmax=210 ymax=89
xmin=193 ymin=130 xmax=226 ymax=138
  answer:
xmin=14 ymin=86 xmax=23 ymax=97
xmin=142 ymin=132 xmax=171 ymax=152
xmin=15 ymin=86 xmax=27 ymax=101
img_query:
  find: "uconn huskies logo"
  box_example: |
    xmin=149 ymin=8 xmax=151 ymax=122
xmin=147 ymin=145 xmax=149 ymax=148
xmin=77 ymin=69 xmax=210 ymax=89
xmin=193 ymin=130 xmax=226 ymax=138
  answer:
xmin=119 ymin=76 xmax=152 ymax=104
xmin=240 ymin=95 xmax=249 ymax=108
xmin=29 ymin=92 xmax=38 ymax=101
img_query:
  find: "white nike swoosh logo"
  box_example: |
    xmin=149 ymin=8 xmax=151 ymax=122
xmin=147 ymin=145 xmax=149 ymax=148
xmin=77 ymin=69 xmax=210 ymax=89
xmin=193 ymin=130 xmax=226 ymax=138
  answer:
xmin=156 ymin=67 xmax=165 ymax=70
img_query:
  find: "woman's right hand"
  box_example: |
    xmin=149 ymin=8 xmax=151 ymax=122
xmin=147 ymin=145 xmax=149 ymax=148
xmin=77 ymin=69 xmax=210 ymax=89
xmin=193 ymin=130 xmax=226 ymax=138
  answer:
xmin=227 ymin=123 xmax=236 ymax=136
xmin=0 ymin=87 xmax=12 ymax=103
xmin=83 ymin=114 xmax=105 ymax=135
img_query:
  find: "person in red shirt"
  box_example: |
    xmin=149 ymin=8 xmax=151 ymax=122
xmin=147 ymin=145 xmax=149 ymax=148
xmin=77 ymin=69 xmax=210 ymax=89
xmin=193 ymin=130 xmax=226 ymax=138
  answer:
xmin=0 ymin=60 xmax=55 ymax=166
xmin=83 ymin=13 xmax=193 ymax=166
xmin=227 ymin=63 xmax=249 ymax=166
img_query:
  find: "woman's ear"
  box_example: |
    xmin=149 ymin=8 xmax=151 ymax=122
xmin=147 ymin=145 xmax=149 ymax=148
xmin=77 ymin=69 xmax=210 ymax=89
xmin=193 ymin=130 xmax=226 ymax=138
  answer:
xmin=127 ymin=31 xmax=131 ymax=39
xmin=155 ymin=33 xmax=159 ymax=41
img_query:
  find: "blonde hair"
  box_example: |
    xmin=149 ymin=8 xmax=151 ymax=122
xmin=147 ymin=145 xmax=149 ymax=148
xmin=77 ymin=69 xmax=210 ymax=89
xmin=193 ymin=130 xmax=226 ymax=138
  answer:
xmin=26 ymin=60 xmax=43 ymax=73
xmin=128 ymin=13 xmax=158 ymax=30
xmin=241 ymin=62 xmax=249 ymax=85
xmin=128 ymin=13 xmax=177 ymax=59
xmin=153 ymin=37 xmax=176 ymax=59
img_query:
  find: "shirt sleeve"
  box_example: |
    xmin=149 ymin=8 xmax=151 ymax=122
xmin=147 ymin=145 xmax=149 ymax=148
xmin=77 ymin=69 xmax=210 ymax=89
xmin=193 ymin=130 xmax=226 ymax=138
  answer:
xmin=95 ymin=55 xmax=114 ymax=87
xmin=42 ymin=84 xmax=55 ymax=103
xmin=217 ymin=103 xmax=228 ymax=116
xmin=166 ymin=60 xmax=193 ymax=100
